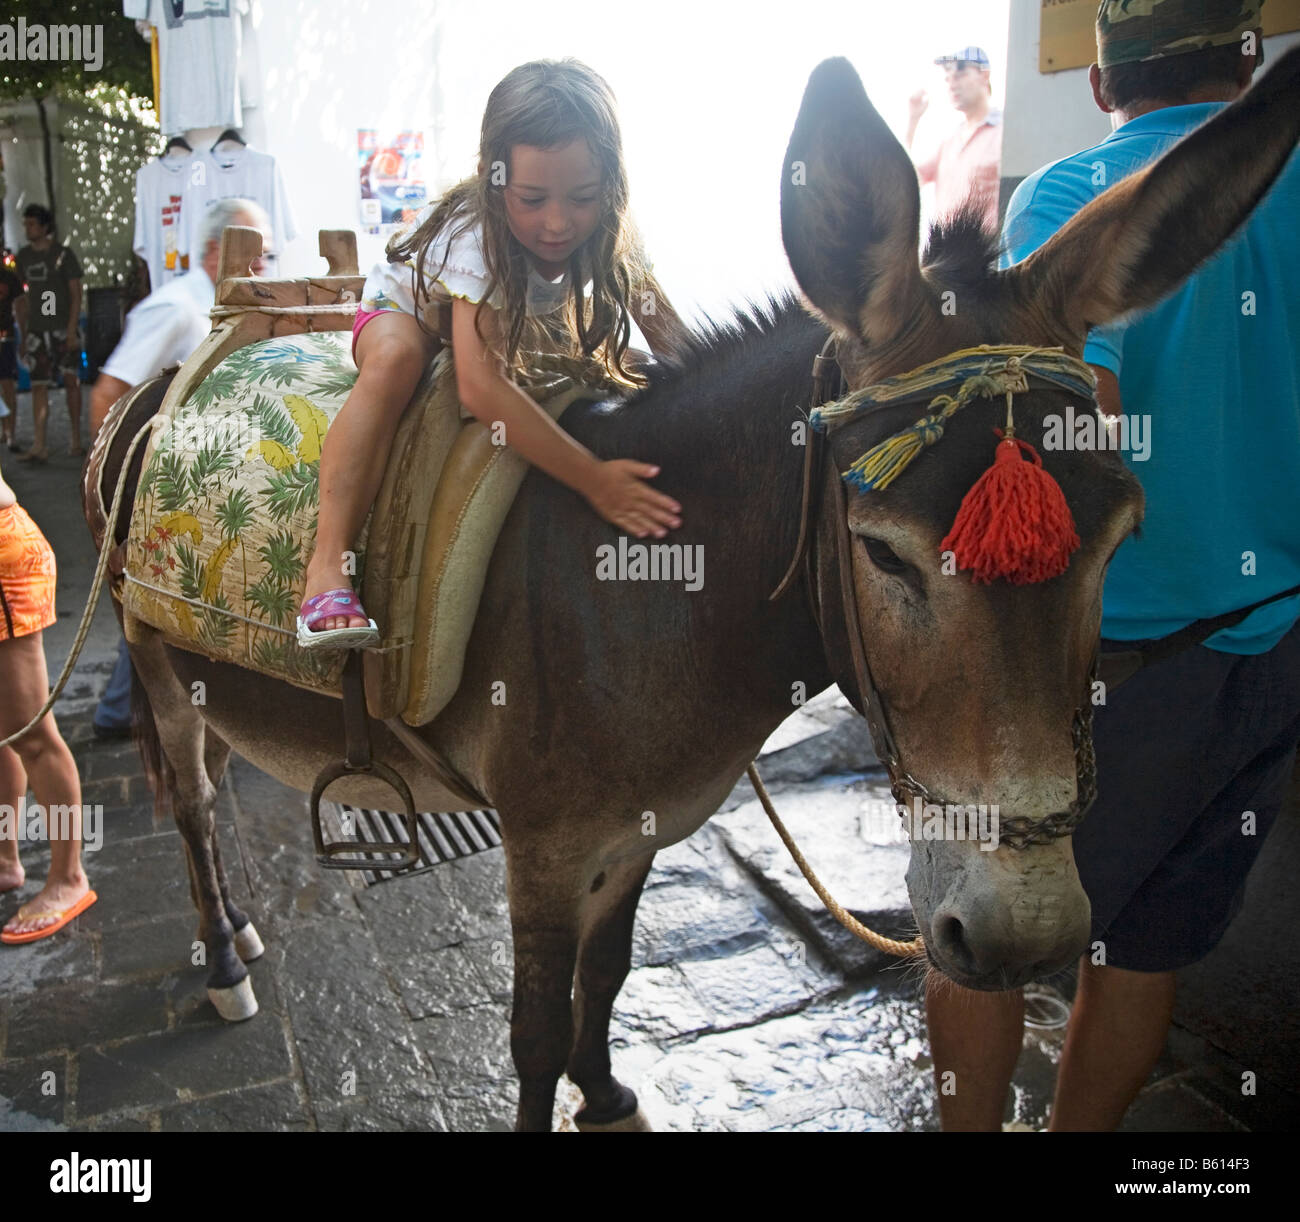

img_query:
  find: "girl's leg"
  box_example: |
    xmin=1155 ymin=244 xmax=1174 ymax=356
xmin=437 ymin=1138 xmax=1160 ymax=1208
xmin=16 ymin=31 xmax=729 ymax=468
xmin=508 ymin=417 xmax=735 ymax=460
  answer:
xmin=302 ymin=312 xmax=437 ymax=631
xmin=0 ymin=631 xmax=89 ymax=935
xmin=0 ymin=743 xmax=26 ymax=892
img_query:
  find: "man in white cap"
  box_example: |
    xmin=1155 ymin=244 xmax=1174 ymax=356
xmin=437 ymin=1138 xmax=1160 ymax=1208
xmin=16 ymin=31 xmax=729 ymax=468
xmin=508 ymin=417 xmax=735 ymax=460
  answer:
xmin=906 ymin=46 xmax=1004 ymax=233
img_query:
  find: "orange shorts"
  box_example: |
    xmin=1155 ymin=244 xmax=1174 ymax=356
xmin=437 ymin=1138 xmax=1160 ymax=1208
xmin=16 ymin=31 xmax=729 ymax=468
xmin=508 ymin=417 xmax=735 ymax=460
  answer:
xmin=0 ymin=502 xmax=57 ymax=641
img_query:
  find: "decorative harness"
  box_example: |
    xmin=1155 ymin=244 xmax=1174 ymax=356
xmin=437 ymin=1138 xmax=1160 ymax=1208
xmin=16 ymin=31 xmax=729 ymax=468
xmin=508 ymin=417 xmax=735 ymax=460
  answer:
xmin=770 ymin=340 xmax=1102 ymax=852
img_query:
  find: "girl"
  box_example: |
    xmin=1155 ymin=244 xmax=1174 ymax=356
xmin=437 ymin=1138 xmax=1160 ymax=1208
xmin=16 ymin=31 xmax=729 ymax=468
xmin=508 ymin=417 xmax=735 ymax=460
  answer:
xmin=299 ymin=59 xmax=690 ymax=647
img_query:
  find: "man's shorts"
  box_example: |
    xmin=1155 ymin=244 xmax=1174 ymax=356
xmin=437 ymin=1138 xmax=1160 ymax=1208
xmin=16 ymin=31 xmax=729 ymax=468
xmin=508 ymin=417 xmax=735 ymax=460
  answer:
xmin=1072 ymin=617 xmax=1300 ymax=972
xmin=0 ymin=338 xmax=17 ymax=382
xmin=23 ymin=329 xmax=82 ymax=385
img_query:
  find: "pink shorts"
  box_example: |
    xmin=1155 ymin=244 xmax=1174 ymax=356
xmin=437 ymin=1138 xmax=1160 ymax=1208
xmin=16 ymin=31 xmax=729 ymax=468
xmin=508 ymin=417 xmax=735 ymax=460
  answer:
xmin=351 ymin=306 xmax=391 ymax=360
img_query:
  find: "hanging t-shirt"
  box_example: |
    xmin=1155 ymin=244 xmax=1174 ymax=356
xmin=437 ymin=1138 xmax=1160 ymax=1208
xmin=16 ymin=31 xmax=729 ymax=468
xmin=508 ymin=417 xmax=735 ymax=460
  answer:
xmin=134 ymin=152 xmax=192 ymax=290
xmin=129 ymin=0 xmax=249 ymax=136
xmin=181 ymin=145 xmax=297 ymax=275
xmin=15 ymin=244 xmax=84 ymax=335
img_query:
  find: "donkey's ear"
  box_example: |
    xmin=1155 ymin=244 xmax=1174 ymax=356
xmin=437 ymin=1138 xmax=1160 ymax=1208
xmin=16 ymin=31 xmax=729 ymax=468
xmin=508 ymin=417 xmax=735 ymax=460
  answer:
xmin=781 ymin=58 xmax=932 ymax=343
xmin=1007 ymin=46 xmax=1300 ymax=340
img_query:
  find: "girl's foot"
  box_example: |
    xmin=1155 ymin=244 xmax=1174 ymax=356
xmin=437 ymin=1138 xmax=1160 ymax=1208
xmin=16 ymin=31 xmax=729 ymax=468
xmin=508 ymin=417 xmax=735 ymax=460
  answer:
xmin=296 ymin=585 xmax=379 ymax=650
xmin=0 ymin=862 xmax=24 ymax=893
xmin=2 ymin=874 xmax=90 ymax=939
xmin=301 ymin=565 xmax=370 ymax=632
xmin=16 ymin=448 xmax=48 ymax=464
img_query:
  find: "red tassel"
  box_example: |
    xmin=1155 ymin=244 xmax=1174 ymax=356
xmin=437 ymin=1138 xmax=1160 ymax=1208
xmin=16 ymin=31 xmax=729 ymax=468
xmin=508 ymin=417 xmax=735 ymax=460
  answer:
xmin=940 ymin=435 xmax=1080 ymax=584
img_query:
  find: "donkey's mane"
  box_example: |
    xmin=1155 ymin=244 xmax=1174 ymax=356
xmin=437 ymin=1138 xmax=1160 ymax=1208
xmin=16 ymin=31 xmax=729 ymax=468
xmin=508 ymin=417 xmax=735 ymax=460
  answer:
xmin=921 ymin=204 xmax=1003 ymax=290
xmin=596 ymin=294 xmax=824 ymax=416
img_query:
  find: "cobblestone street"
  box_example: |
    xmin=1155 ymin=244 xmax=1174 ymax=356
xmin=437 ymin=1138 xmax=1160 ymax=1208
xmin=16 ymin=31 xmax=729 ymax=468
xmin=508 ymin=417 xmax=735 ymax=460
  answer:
xmin=1 ymin=390 xmax=1298 ymax=1132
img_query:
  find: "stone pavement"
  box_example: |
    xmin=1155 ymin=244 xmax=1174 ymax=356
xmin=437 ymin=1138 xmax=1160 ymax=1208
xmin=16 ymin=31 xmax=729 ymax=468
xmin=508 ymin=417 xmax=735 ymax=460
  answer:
xmin=1 ymin=386 xmax=1298 ymax=1132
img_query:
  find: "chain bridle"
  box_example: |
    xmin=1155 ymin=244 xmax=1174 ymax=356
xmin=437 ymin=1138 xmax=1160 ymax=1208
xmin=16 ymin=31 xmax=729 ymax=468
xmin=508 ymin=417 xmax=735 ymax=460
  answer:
xmin=772 ymin=337 xmax=1099 ymax=849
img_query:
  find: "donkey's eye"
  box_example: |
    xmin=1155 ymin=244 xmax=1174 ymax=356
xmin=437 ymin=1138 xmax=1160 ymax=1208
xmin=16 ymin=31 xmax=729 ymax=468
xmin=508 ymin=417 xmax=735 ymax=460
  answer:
xmin=862 ymin=537 xmax=909 ymax=575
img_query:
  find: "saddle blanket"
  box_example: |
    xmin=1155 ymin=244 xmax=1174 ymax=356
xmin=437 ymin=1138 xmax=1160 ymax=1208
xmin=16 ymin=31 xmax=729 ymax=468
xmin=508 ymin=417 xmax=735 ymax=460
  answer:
xmin=121 ymin=330 xmax=612 ymax=724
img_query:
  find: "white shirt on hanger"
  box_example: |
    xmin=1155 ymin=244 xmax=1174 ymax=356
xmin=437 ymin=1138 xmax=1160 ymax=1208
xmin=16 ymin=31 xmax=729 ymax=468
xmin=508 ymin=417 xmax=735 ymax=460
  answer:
xmin=134 ymin=151 xmax=193 ymax=290
xmin=181 ymin=144 xmax=297 ymax=275
xmin=129 ymin=0 xmax=249 ymax=136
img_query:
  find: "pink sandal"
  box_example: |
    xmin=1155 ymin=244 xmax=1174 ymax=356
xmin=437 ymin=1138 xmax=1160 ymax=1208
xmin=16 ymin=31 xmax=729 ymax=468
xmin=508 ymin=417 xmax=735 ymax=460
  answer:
xmin=296 ymin=588 xmax=379 ymax=650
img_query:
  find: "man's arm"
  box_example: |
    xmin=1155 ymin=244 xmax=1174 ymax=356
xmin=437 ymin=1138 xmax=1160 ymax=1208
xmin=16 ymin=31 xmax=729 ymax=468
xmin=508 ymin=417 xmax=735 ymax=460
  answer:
xmin=1091 ymin=364 xmax=1123 ymax=419
xmin=13 ymin=286 xmax=26 ymax=337
xmin=67 ymin=276 xmax=83 ymax=341
xmin=90 ymin=373 xmax=131 ymax=440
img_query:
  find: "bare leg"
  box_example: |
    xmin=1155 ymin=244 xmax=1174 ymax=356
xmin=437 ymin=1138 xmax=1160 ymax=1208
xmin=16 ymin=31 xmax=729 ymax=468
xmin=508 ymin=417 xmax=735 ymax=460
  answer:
xmin=1047 ymin=959 xmax=1175 ymax=1131
xmin=0 ymin=379 xmax=17 ymax=446
xmin=0 ymin=632 xmax=89 ymax=936
xmin=925 ymin=972 xmax=1025 ymax=1131
xmin=301 ymin=312 xmax=436 ymax=630
xmin=0 ymin=744 xmax=27 ymax=891
xmin=27 ymin=384 xmax=49 ymax=459
xmin=65 ymin=373 xmax=83 ymax=455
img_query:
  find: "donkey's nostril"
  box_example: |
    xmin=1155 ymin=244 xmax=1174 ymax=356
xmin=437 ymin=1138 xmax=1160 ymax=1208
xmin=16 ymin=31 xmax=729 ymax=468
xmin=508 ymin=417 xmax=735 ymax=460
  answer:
xmin=933 ymin=911 xmax=979 ymax=977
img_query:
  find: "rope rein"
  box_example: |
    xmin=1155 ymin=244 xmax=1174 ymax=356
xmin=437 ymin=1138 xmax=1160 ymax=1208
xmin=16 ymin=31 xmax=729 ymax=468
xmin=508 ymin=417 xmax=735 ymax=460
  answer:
xmin=747 ymin=763 xmax=924 ymax=958
xmin=0 ymin=417 xmax=160 ymax=751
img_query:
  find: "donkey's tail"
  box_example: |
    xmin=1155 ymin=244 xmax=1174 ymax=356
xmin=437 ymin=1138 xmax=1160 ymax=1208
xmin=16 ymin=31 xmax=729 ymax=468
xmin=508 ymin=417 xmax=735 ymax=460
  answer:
xmin=130 ymin=659 xmax=175 ymax=818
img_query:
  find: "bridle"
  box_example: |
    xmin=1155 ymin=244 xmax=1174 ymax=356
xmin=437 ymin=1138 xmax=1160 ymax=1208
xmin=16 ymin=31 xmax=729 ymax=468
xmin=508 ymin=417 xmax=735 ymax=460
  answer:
xmin=771 ymin=337 xmax=1099 ymax=849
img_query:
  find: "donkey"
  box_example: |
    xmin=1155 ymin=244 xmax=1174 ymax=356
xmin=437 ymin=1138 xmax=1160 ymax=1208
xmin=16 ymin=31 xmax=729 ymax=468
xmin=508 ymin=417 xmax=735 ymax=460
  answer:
xmin=91 ymin=53 xmax=1300 ymax=1131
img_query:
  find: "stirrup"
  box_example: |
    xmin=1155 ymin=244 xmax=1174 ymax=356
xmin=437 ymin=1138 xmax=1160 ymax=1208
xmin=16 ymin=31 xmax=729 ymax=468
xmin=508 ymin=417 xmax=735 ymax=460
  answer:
xmin=308 ymin=652 xmax=419 ymax=870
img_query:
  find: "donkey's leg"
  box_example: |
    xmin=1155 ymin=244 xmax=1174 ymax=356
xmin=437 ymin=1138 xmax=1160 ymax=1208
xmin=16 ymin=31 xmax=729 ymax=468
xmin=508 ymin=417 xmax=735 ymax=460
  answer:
xmin=129 ymin=634 xmax=255 ymax=1020
xmin=200 ymin=728 xmax=263 ymax=962
xmin=567 ymin=855 xmax=655 ymax=1131
xmin=505 ymin=842 xmax=585 ymax=1131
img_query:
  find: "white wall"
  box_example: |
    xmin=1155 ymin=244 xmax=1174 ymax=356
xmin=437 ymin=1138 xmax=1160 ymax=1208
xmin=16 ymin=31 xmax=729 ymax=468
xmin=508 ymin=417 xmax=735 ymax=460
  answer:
xmin=1004 ymin=0 xmax=1300 ymax=180
xmin=245 ymin=0 xmax=446 ymax=278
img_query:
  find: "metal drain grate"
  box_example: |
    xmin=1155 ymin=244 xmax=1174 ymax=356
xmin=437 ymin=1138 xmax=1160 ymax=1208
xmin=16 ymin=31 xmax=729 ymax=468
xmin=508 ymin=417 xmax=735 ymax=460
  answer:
xmin=325 ymin=803 xmax=502 ymax=885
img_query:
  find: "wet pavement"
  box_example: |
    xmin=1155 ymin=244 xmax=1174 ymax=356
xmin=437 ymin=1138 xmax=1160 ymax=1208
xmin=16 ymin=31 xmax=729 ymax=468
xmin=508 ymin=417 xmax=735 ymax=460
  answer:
xmin=1 ymin=388 xmax=1298 ymax=1132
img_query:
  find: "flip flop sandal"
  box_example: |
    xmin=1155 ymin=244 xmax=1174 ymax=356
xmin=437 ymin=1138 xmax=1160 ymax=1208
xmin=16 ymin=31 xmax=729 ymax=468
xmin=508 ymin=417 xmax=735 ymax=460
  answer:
xmin=1 ymin=889 xmax=98 ymax=944
xmin=296 ymin=588 xmax=379 ymax=650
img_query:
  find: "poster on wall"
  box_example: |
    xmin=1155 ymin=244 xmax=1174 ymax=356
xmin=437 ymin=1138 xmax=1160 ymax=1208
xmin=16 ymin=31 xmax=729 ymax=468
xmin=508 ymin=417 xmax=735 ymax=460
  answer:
xmin=357 ymin=130 xmax=429 ymax=235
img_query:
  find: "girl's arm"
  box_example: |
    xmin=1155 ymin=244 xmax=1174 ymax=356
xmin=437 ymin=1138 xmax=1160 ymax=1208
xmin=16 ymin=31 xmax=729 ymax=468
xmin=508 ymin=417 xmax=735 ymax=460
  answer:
xmin=451 ymin=298 xmax=681 ymax=538
xmin=632 ymin=269 xmax=692 ymax=361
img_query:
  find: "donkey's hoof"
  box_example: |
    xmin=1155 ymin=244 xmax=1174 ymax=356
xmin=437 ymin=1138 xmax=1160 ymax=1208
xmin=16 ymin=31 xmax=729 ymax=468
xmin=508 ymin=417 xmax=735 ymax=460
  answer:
xmin=234 ymin=921 xmax=265 ymax=962
xmin=575 ymin=1105 xmax=653 ymax=1132
xmin=208 ymin=976 xmax=258 ymax=1021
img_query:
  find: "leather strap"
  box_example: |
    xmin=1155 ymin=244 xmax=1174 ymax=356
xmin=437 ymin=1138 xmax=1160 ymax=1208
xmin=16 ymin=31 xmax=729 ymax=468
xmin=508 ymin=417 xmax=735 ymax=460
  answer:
xmin=1099 ymin=580 xmax=1300 ymax=692
xmin=382 ymin=716 xmax=491 ymax=811
xmin=341 ymin=652 xmax=372 ymax=769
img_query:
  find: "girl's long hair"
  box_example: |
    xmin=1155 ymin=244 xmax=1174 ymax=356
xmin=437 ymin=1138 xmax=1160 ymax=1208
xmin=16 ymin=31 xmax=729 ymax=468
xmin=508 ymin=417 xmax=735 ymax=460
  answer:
xmin=388 ymin=59 xmax=648 ymax=385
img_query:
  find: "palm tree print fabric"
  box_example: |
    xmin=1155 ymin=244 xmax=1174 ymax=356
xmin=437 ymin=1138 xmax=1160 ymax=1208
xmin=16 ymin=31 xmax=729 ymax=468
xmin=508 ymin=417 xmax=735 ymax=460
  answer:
xmin=122 ymin=331 xmax=364 ymax=695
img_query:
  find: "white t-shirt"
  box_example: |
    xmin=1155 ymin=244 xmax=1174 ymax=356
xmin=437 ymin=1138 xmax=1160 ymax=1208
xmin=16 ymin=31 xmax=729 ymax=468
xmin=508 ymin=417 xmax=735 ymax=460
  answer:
xmin=134 ymin=152 xmax=192 ymax=291
xmin=132 ymin=0 xmax=249 ymax=136
xmin=181 ymin=145 xmax=297 ymax=275
xmin=360 ymin=209 xmax=575 ymax=320
xmin=101 ymin=267 xmax=214 ymax=386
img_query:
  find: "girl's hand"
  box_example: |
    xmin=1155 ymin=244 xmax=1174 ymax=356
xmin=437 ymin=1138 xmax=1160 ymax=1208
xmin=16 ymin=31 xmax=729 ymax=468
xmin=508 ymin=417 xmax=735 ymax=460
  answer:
xmin=583 ymin=460 xmax=682 ymax=538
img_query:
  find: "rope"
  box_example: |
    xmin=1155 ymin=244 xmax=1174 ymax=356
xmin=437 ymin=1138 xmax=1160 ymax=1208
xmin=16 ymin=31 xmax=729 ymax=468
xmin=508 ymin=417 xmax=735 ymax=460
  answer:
xmin=810 ymin=345 xmax=1096 ymax=494
xmin=0 ymin=417 xmax=160 ymax=751
xmin=746 ymin=762 xmax=924 ymax=958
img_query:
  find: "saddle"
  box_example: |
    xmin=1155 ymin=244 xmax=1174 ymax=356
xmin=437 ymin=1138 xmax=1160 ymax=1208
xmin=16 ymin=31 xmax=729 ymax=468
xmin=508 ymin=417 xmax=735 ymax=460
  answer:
xmin=116 ymin=267 xmax=614 ymax=727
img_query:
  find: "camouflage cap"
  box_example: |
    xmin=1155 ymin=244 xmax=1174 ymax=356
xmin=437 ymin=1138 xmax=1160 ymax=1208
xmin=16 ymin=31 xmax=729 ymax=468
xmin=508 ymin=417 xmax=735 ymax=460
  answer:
xmin=1096 ymin=0 xmax=1264 ymax=68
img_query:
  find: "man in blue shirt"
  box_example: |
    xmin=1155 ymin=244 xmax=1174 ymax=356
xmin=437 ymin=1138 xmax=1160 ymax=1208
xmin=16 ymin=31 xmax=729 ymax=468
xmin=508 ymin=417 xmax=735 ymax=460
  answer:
xmin=926 ymin=1 xmax=1300 ymax=1130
